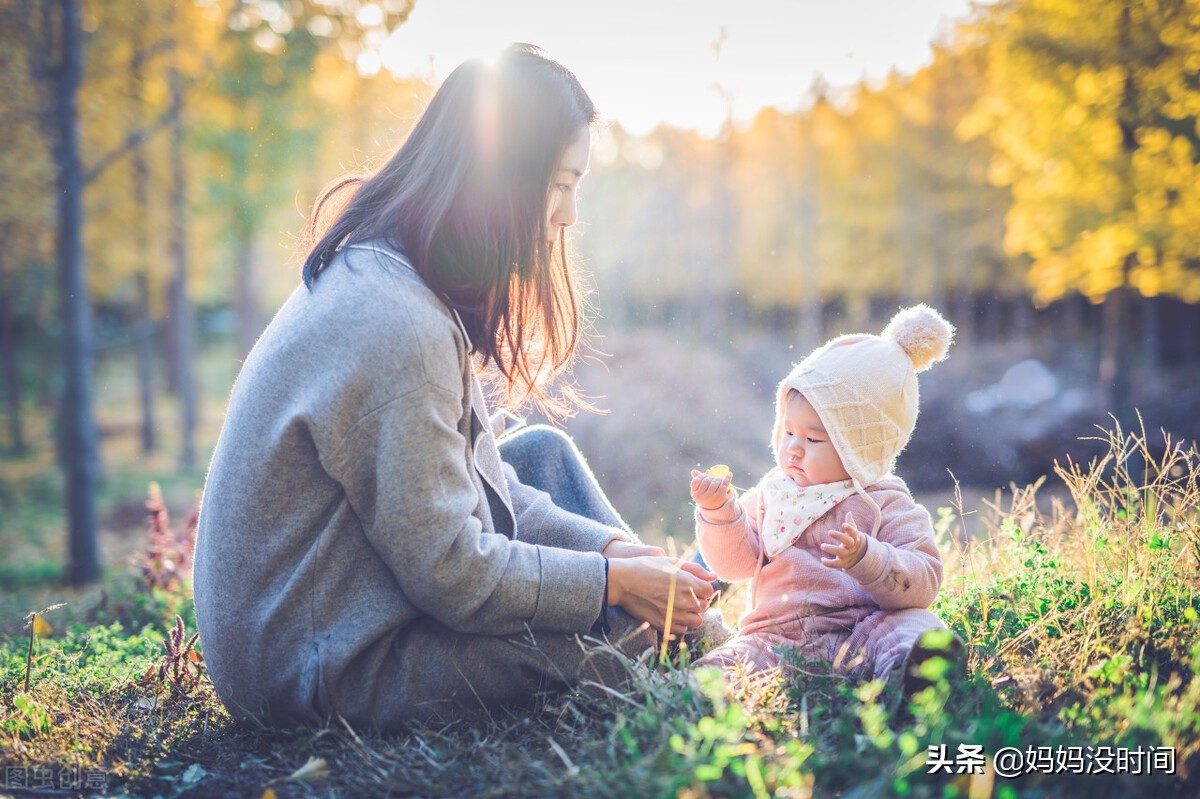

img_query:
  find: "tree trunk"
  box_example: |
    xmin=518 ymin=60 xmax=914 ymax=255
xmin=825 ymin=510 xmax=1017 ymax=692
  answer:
xmin=981 ymin=291 xmax=1001 ymax=343
xmin=1066 ymin=292 xmax=1088 ymax=340
xmin=230 ymin=89 xmax=263 ymax=359
xmin=135 ymin=272 xmax=157 ymax=453
xmin=952 ymin=279 xmax=973 ymax=348
xmin=162 ymin=281 xmax=180 ymax=394
xmin=1102 ymin=6 xmax=1139 ymax=430
xmin=1011 ymin=294 xmax=1034 ymax=341
xmin=167 ymin=48 xmax=197 ymax=471
xmin=1098 ymin=279 xmax=1134 ymax=421
xmin=845 ymin=290 xmax=870 ymax=333
xmin=234 ymin=227 xmax=260 ymax=359
xmin=798 ymin=121 xmax=822 ymax=350
xmin=927 ymin=68 xmax=948 ymax=316
xmin=0 ymin=269 xmax=26 ymax=455
xmin=1141 ymin=293 xmax=1159 ymax=372
xmin=1182 ymin=300 xmax=1200 ymax=363
xmin=130 ymin=15 xmax=156 ymax=454
xmin=51 ymin=0 xmax=100 ymax=585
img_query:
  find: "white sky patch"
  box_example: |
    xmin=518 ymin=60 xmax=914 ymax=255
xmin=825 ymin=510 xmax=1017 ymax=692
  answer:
xmin=380 ymin=0 xmax=977 ymax=136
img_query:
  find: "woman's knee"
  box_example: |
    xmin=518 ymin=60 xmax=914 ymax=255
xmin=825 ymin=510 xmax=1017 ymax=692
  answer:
xmin=496 ymin=422 xmax=571 ymax=467
xmin=499 ymin=423 xmax=590 ymax=490
xmin=501 ymin=423 xmax=576 ymax=460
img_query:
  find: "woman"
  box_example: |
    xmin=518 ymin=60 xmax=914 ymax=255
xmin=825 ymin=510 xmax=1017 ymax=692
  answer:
xmin=193 ymin=44 xmax=716 ymax=730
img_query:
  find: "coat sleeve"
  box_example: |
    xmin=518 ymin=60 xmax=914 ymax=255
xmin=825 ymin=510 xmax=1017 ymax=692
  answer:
xmin=321 ymin=373 xmax=606 ymax=637
xmin=695 ymin=486 xmax=765 ymax=582
xmin=503 ymin=462 xmax=626 ymax=553
xmin=843 ymin=487 xmax=943 ymax=610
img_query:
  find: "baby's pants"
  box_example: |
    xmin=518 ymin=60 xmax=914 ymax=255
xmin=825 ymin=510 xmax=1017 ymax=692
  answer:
xmin=696 ymin=608 xmax=946 ymax=684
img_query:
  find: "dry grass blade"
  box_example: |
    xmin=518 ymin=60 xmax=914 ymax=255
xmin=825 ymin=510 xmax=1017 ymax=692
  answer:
xmin=284 ymin=756 xmax=329 ymax=782
xmin=660 ymin=569 xmax=678 ymax=663
xmin=577 ymin=680 xmax=641 ymax=707
xmin=546 ymin=736 xmax=580 ymax=775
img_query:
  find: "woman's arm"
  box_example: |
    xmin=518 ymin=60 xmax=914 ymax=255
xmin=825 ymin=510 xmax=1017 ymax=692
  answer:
xmin=322 ymin=376 xmax=712 ymax=636
xmin=323 ymin=375 xmax=607 ymax=637
xmin=502 ymin=463 xmax=628 ymax=553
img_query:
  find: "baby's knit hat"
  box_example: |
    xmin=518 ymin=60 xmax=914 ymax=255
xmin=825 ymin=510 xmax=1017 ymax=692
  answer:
xmin=771 ymin=304 xmax=954 ymax=533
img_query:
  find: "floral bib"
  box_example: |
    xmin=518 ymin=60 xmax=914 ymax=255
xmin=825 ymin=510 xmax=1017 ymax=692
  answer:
xmin=760 ymin=472 xmax=856 ymax=558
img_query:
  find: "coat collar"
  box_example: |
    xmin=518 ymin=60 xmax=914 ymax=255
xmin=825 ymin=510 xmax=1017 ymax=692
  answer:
xmin=347 ymin=241 xmax=517 ymax=531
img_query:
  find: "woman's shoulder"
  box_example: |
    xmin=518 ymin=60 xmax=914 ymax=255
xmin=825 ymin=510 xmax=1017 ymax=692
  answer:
xmin=271 ymin=241 xmax=468 ymax=396
xmin=337 ymin=243 xmax=453 ymax=320
xmin=310 ymin=243 xmax=464 ymax=352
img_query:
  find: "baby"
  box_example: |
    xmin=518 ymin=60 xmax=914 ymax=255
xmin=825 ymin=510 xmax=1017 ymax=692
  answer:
xmin=690 ymin=305 xmax=956 ymax=688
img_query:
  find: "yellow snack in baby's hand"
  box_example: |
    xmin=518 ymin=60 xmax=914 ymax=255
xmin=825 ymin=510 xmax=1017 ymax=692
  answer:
xmin=703 ymin=463 xmax=746 ymax=493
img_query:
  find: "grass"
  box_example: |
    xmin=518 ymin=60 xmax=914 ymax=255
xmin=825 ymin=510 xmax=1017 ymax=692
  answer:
xmin=1 ymin=424 xmax=1198 ymax=797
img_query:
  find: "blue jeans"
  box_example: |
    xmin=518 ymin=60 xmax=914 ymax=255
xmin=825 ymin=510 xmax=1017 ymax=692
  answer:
xmin=498 ymin=424 xmax=632 ymax=533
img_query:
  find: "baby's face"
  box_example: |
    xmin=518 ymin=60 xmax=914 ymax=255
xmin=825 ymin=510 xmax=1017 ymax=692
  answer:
xmin=777 ymin=391 xmax=851 ymax=487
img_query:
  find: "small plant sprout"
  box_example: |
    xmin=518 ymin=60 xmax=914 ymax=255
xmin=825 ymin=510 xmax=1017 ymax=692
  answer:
xmin=141 ymin=481 xmax=199 ymax=593
xmin=139 ymin=614 xmax=204 ymax=698
xmin=22 ymin=603 xmax=65 ymax=691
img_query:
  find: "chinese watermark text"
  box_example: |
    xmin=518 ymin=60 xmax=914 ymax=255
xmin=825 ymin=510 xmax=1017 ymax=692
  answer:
xmin=926 ymin=744 xmax=1176 ymax=779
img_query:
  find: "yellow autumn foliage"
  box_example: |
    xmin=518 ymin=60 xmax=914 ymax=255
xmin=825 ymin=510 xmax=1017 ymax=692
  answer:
xmin=967 ymin=0 xmax=1200 ymax=306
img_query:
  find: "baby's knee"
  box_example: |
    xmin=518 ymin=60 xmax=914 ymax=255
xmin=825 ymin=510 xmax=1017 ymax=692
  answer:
xmin=695 ymin=634 xmax=780 ymax=675
xmin=890 ymin=608 xmax=947 ymax=639
xmin=868 ymin=609 xmax=950 ymax=677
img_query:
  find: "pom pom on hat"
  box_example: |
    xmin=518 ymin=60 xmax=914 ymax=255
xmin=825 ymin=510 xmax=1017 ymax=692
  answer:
xmin=881 ymin=304 xmax=955 ymax=373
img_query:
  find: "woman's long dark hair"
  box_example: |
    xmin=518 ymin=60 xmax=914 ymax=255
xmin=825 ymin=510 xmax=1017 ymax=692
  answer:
xmin=301 ymin=44 xmax=596 ymax=415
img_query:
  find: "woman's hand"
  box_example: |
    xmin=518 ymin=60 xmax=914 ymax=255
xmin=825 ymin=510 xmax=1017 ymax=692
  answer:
xmin=602 ymin=539 xmax=666 ymax=559
xmin=607 ymin=556 xmax=717 ymax=635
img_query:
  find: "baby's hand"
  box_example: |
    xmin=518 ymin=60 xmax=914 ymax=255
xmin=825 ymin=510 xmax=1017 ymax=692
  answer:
xmin=820 ymin=512 xmax=867 ymax=570
xmin=690 ymin=468 xmax=734 ymax=511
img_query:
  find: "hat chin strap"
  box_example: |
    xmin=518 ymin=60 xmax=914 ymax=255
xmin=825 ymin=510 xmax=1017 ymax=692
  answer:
xmin=849 ymin=473 xmax=884 ymax=538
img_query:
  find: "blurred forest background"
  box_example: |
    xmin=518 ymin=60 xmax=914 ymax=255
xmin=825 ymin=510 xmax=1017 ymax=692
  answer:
xmin=2 ymin=0 xmax=1199 ymax=587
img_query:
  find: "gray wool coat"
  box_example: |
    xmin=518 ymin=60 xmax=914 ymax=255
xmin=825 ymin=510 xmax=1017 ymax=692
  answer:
xmin=192 ymin=242 xmax=630 ymax=728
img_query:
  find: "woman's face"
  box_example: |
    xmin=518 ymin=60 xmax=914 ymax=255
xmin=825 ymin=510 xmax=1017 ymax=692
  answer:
xmin=546 ymin=127 xmax=591 ymax=247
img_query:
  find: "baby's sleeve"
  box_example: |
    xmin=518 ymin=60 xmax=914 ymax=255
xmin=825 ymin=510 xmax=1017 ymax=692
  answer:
xmin=843 ymin=488 xmax=943 ymax=610
xmin=695 ymin=486 xmax=765 ymax=582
